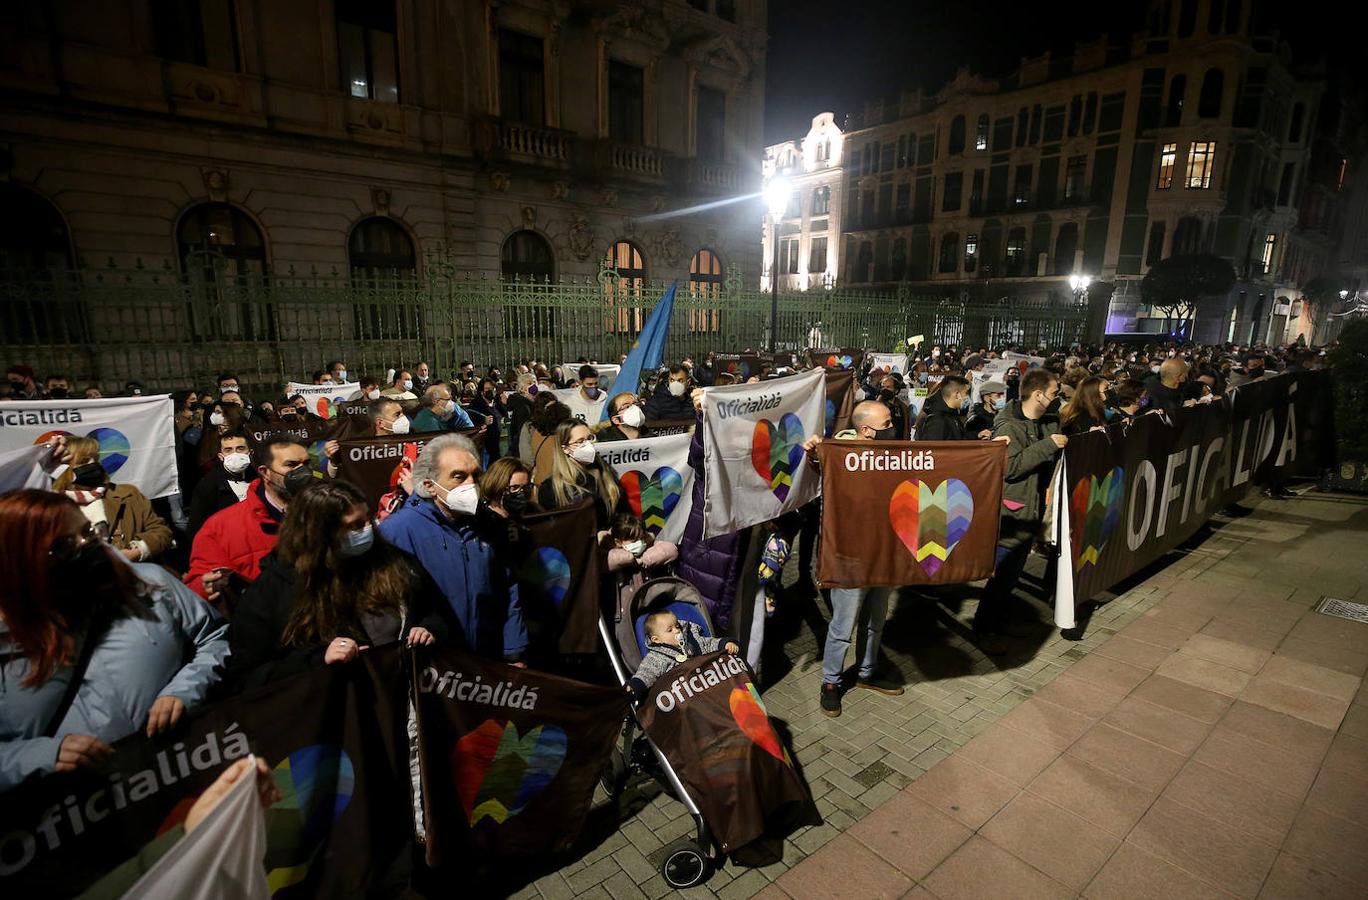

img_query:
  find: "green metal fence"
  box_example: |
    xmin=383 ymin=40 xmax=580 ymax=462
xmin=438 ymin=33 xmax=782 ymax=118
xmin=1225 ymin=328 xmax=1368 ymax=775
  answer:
xmin=1 ymin=249 xmax=1091 ymax=395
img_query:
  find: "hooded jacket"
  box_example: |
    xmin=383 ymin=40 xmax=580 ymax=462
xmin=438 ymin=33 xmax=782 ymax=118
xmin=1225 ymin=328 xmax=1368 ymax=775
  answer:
xmin=677 ymin=412 xmax=748 ymax=632
xmin=991 ymin=401 xmax=1063 ymax=549
xmin=0 ymin=562 xmax=229 ymax=790
xmin=378 ymin=495 xmax=527 ymax=660
xmin=184 ymin=480 xmax=281 ymax=598
xmin=915 ymin=390 xmax=967 ymax=441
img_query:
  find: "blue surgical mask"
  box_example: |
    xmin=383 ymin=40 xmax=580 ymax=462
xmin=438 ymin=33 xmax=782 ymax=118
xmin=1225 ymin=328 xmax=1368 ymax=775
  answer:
xmin=1104 ymin=407 xmax=1117 ymax=421
xmin=584 ymin=386 xmax=600 ymax=400
xmin=993 ymin=397 xmax=1007 ymax=411
xmin=338 ymin=523 xmax=374 ymax=557
xmin=960 ymin=396 xmax=973 ymax=412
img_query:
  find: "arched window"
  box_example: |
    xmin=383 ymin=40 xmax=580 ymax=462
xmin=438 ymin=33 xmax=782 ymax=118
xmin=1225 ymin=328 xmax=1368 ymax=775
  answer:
xmin=177 ymin=202 xmax=270 ymax=340
xmin=1198 ymin=69 xmax=1224 ymax=118
xmin=811 ymin=186 xmax=831 ymax=216
xmin=1288 ymin=103 xmax=1305 ymax=143
xmin=1165 ymin=75 xmax=1186 ymax=127
xmin=1173 ymin=216 xmax=1203 ymax=255
xmin=948 ymin=115 xmax=966 ymax=155
xmin=689 ymin=248 xmax=723 ymax=332
xmin=500 ymin=230 xmax=555 ymax=281
xmin=0 ymin=184 xmax=72 ymax=271
xmin=1053 ymin=223 xmax=1079 ymax=276
xmin=349 ymin=217 xmax=415 ymax=280
xmin=604 ymin=240 xmax=646 ymax=333
xmin=938 ymin=233 xmax=959 ymax=274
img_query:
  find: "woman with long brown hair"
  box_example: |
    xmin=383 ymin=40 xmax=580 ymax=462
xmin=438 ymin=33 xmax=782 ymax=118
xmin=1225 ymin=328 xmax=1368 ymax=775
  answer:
xmin=0 ymin=490 xmax=229 ymax=790
xmin=227 ymin=479 xmax=444 ymax=691
xmin=534 ymin=419 xmax=626 ymax=528
xmin=1059 ymin=375 xmax=1109 ymax=435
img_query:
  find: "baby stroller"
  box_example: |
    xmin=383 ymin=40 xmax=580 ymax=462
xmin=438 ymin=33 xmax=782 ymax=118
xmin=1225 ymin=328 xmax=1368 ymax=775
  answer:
xmin=597 ymin=575 xmax=719 ymax=889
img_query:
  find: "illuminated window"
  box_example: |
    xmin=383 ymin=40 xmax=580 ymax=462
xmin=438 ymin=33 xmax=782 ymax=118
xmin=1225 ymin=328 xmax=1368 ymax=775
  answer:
xmin=1005 ymin=228 xmax=1026 ymax=276
xmin=964 ymin=233 xmax=978 ymax=273
xmin=689 ymin=248 xmax=723 ymax=331
xmin=808 ymin=237 xmax=828 ymax=274
xmin=1186 ymin=141 xmax=1215 ymax=189
xmin=337 ymin=0 xmax=399 ymax=103
xmin=779 ymin=237 xmax=800 ymax=274
xmin=1157 ymin=143 xmax=1177 ymax=189
xmin=604 ymin=240 xmax=646 ymax=333
xmin=975 ymin=114 xmax=989 ymax=151
xmin=811 ymin=186 xmax=830 ymax=215
xmin=1261 ymin=233 xmax=1277 ymax=275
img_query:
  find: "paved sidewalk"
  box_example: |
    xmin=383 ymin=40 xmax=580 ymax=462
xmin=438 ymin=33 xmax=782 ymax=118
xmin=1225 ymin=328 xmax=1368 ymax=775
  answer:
xmin=522 ymin=491 xmax=1368 ymax=899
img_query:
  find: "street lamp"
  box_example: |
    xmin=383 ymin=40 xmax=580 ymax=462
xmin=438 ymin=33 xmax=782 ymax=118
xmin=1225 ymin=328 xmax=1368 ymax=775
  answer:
xmin=764 ymin=175 xmax=791 ymax=352
xmin=1068 ymin=274 xmax=1092 ymax=295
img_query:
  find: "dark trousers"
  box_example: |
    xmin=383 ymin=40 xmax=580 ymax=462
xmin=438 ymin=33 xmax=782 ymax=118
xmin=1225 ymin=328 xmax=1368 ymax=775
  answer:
xmin=974 ymin=542 xmax=1032 ymax=634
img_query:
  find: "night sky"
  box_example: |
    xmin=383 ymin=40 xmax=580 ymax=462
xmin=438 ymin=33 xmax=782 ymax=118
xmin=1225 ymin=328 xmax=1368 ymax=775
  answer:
xmin=763 ymin=0 xmax=1360 ymax=144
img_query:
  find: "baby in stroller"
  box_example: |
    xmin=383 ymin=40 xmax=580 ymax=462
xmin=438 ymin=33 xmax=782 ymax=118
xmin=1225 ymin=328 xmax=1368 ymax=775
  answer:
xmin=629 ymin=611 xmax=739 ymax=700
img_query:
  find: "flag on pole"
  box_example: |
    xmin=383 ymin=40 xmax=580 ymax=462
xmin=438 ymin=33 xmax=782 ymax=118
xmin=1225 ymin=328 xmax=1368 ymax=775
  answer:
xmin=602 ymin=282 xmax=677 ymax=420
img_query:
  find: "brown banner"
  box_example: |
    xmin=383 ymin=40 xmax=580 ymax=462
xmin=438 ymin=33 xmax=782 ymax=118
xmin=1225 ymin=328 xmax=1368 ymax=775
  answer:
xmin=637 ymin=652 xmax=815 ymax=855
xmin=514 ymin=500 xmax=603 ymax=656
xmin=713 ymin=353 xmax=762 ymax=381
xmin=412 ymin=648 xmax=629 ymax=866
xmin=824 ymin=369 xmax=856 ymax=438
xmin=806 ymin=348 xmax=866 ymax=371
xmin=332 ymin=430 xmax=485 ymax=511
xmin=642 ymin=418 xmax=695 ymax=437
xmin=816 ymin=439 xmax=1007 ymax=588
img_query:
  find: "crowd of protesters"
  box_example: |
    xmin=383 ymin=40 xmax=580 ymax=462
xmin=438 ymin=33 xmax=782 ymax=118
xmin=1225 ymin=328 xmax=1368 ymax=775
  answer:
xmin=0 ymin=339 xmax=1328 ymax=883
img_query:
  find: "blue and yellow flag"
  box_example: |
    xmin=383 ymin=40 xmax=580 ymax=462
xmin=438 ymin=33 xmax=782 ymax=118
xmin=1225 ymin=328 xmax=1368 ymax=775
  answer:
xmin=603 ymin=281 xmax=677 ymax=420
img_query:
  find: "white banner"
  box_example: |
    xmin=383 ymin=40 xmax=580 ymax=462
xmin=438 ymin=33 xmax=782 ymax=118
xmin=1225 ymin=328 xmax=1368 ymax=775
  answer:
xmin=870 ymin=353 xmax=909 ymax=374
xmin=701 ymin=369 xmax=824 ymax=538
xmin=128 ymin=755 xmax=270 ymax=899
xmin=285 ymin=382 xmax=360 ymax=419
xmin=0 ymin=444 xmax=52 ymax=493
xmin=552 ymin=388 xmax=608 ymax=424
xmin=0 ymin=396 xmax=178 ymax=498
xmin=559 ymin=363 xmax=621 ymax=395
xmin=599 ymin=433 xmax=695 ymax=543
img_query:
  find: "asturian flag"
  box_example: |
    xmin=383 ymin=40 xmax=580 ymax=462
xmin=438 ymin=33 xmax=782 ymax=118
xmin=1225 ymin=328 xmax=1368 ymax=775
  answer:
xmin=602 ymin=282 xmax=677 ymax=420
xmin=701 ymin=369 xmax=824 ymax=538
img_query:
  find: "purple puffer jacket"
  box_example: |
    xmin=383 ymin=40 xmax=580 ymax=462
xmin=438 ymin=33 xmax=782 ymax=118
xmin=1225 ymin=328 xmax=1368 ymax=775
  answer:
xmin=676 ymin=412 xmax=750 ymax=634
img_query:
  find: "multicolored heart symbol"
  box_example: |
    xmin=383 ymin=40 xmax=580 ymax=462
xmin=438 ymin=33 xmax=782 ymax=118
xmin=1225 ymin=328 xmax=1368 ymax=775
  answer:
xmin=453 ymin=719 xmax=566 ymax=827
xmin=725 ymin=360 xmax=753 ymax=378
xmin=751 ymin=412 xmax=806 ymax=502
xmin=620 ymin=466 xmax=683 ymax=535
xmin=729 ymin=683 xmax=789 ymax=764
xmin=888 ymin=478 xmax=974 ymax=578
xmin=520 ymin=547 xmax=571 ymax=608
xmin=1071 ymin=467 xmax=1124 ymax=571
xmin=825 ymin=354 xmax=853 ymax=368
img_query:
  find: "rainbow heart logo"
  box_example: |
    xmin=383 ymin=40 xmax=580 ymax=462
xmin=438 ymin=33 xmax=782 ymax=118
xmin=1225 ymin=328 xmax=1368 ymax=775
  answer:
xmin=520 ymin=547 xmax=571 ymax=608
xmin=751 ymin=412 xmax=806 ymax=502
xmin=1071 ymin=467 xmax=1124 ymax=571
xmin=729 ymin=683 xmax=790 ymax=765
xmin=824 ymin=354 xmax=854 ymax=368
xmin=725 ymin=360 xmax=753 ymax=378
xmin=453 ymin=719 xmax=566 ymax=827
xmin=888 ymin=478 xmax=974 ymax=578
xmin=620 ymin=466 xmax=683 ymax=536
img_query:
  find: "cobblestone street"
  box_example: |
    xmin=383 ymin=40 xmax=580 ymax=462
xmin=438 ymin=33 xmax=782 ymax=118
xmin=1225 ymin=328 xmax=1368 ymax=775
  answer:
xmin=516 ymin=488 xmax=1368 ymax=900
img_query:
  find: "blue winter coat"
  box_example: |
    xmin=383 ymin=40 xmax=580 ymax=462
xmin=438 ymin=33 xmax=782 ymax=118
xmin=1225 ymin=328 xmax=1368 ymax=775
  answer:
xmin=0 ymin=562 xmax=230 ymax=791
xmin=378 ymin=495 xmax=527 ymax=660
xmin=676 ymin=412 xmax=749 ymax=633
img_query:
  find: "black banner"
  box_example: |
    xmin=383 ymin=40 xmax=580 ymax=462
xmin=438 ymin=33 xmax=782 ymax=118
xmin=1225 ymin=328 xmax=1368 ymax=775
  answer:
xmin=0 ymin=646 xmax=410 ymax=898
xmin=513 ymin=501 xmax=603 ymax=656
xmin=1066 ymin=371 xmax=1333 ymax=602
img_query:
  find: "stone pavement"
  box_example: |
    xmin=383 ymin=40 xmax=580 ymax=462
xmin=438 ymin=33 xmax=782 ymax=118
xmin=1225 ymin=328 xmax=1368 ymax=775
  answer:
xmin=522 ymin=490 xmax=1368 ymax=900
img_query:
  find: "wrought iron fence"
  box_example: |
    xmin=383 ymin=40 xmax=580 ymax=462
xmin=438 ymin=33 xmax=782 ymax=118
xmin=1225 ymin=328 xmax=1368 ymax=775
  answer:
xmin=1 ymin=250 xmax=1090 ymax=395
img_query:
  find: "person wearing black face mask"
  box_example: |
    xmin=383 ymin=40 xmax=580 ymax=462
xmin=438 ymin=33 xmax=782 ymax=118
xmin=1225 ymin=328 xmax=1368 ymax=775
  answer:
xmin=801 ymin=401 xmax=907 ymax=717
xmin=5 ymin=364 xmax=41 ymax=400
xmin=465 ymin=377 xmax=505 ymax=466
xmin=57 ymin=435 xmax=173 ymax=563
xmin=185 ymin=438 xmax=314 ymax=611
xmin=44 ymin=374 xmax=72 ymax=400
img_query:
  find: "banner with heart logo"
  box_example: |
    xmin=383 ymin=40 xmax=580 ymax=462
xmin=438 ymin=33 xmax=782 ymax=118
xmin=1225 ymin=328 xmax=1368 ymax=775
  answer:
xmin=413 ymin=648 xmax=628 ymax=867
xmin=869 ymin=352 xmax=909 ymax=375
xmin=823 ymin=369 xmax=856 ymax=438
xmin=599 ymin=432 xmax=695 ymax=543
xmin=637 ymin=652 xmax=816 ymax=855
xmin=815 ymin=439 xmax=1007 ymax=588
xmin=286 ymin=382 xmax=361 ymax=420
xmin=511 ymin=500 xmax=603 ymax=659
xmin=331 ymin=430 xmax=486 ymax=513
xmin=701 ymin=369 xmax=825 ymax=538
xmin=1070 ymin=466 xmax=1125 ymax=572
xmin=806 ymin=348 xmax=865 ymax=371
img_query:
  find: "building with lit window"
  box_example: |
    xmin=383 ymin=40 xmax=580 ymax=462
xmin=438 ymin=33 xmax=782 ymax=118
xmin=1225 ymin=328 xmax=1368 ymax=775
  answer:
xmin=822 ymin=0 xmax=1361 ymax=344
xmin=761 ymin=112 xmax=845 ymax=292
xmin=0 ymin=0 xmax=766 ymax=298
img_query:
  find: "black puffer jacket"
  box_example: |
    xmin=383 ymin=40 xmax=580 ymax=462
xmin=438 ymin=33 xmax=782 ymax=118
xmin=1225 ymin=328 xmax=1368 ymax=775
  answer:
xmin=915 ymin=390 xmax=966 ymax=441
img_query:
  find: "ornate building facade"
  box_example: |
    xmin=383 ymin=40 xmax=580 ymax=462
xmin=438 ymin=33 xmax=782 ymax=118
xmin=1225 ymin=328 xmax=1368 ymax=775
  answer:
xmin=800 ymin=0 xmax=1362 ymax=345
xmin=761 ymin=111 xmax=845 ymax=293
xmin=0 ymin=0 xmax=767 ymax=295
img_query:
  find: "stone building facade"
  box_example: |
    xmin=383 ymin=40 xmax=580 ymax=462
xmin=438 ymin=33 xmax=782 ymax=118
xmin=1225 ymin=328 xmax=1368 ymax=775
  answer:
xmin=814 ymin=0 xmax=1362 ymax=345
xmin=761 ymin=111 xmax=845 ymax=293
xmin=0 ymin=0 xmax=767 ymax=292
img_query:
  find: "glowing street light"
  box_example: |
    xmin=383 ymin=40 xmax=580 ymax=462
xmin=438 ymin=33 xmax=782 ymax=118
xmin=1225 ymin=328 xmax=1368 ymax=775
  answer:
xmin=764 ymin=175 xmax=791 ymax=220
xmin=1068 ymin=274 xmax=1092 ymax=293
xmin=764 ymin=176 xmax=792 ymax=352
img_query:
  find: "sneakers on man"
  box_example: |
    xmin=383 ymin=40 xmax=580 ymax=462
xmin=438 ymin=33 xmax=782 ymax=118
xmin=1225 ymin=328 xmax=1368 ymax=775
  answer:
xmin=819 ymin=683 xmax=843 ymax=717
xmin=855 ymin=675 xmax=905 ymax=696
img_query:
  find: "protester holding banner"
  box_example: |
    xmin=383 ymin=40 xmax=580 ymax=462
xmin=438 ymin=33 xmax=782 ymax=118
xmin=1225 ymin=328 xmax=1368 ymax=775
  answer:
xmin=645 ymin=364 xmax=694 ymax=420
xmin=598 ymin=391 xmax=649 ymax=442
xmin=966 ymin=379 xmax=1006 ymax=437
xmin=0 ymin=490 xmax=229 ymax=791
xmin=378 ymin=434 xmax=527 ymax=662
xmin=535 ymin=419 xmax=626 ymax=528
xmin=56 ymin=436 xmax=173 ymax=563
xmin=1060 ymin=376 xmax=1109 ymax=435
xmin=185 ymin=438 xmax=313 ymax=606
xmin=977 ymin=368 xmax=1068 ymax=652
xmin=227 ymin=480 xmax=444 ymax=691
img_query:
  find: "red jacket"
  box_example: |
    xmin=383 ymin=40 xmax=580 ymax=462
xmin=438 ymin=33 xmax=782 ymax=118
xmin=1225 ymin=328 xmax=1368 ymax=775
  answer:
xmin=184 ymin=480 xmax=282 ymax=598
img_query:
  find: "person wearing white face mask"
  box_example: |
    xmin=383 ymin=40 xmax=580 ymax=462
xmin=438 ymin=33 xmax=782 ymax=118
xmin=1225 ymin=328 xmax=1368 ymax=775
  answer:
xmin=187 ymin=429 xmax=255 ymax=542
xmin=378 ymin=434 xmax=527 ymax=663
xmin=597 ymin=392 xmax=650 ymax=442
xmin=228 ymin=480 xmax=444 ymax=691
xmin=380 ymin=370 xmax=417 ymax=400
xmin=412 ymin=384 xmax=475 ymax=433
xmin=644 ymin=364 xmax=694 ymax=420
xmin=535 ymin=420 xmax=626 ymax=528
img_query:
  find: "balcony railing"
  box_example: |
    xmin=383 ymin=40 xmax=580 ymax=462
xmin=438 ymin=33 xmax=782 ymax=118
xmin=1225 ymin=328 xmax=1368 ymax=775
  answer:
xmin=687 ymin=159 xmax=745 ymax=194
xmin=479 ymin=118 xmax=572 ymax=164
xmin=604 ymin=141 xmax=664 ymax=180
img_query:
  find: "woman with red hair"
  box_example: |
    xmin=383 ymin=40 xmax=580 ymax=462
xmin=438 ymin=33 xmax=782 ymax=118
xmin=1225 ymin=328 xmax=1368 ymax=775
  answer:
xmin=0 ymin=490 xmax=229 ymax=791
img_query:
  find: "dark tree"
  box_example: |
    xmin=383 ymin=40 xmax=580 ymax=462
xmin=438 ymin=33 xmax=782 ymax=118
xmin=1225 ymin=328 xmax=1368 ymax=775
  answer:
xmin=1140 ymin=254 xmax=1236 ymax=329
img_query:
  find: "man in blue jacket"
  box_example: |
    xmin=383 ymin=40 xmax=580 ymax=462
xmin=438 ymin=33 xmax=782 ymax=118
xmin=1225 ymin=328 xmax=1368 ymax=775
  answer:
xmin=378 ymin=434 xmax=527 ymax=662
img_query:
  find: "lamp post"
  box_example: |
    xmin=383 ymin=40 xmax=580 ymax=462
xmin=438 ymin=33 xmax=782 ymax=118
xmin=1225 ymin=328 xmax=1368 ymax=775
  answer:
xmin=764 ymin=176 xmax=791 ymax=352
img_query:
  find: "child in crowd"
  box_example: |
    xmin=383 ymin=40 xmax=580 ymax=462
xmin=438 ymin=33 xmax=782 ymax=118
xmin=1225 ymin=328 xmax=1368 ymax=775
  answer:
xmin=606 ymin=513 xmax=677 ymax=573
xmin=629 ymin=610 xmax=738 ymax=699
